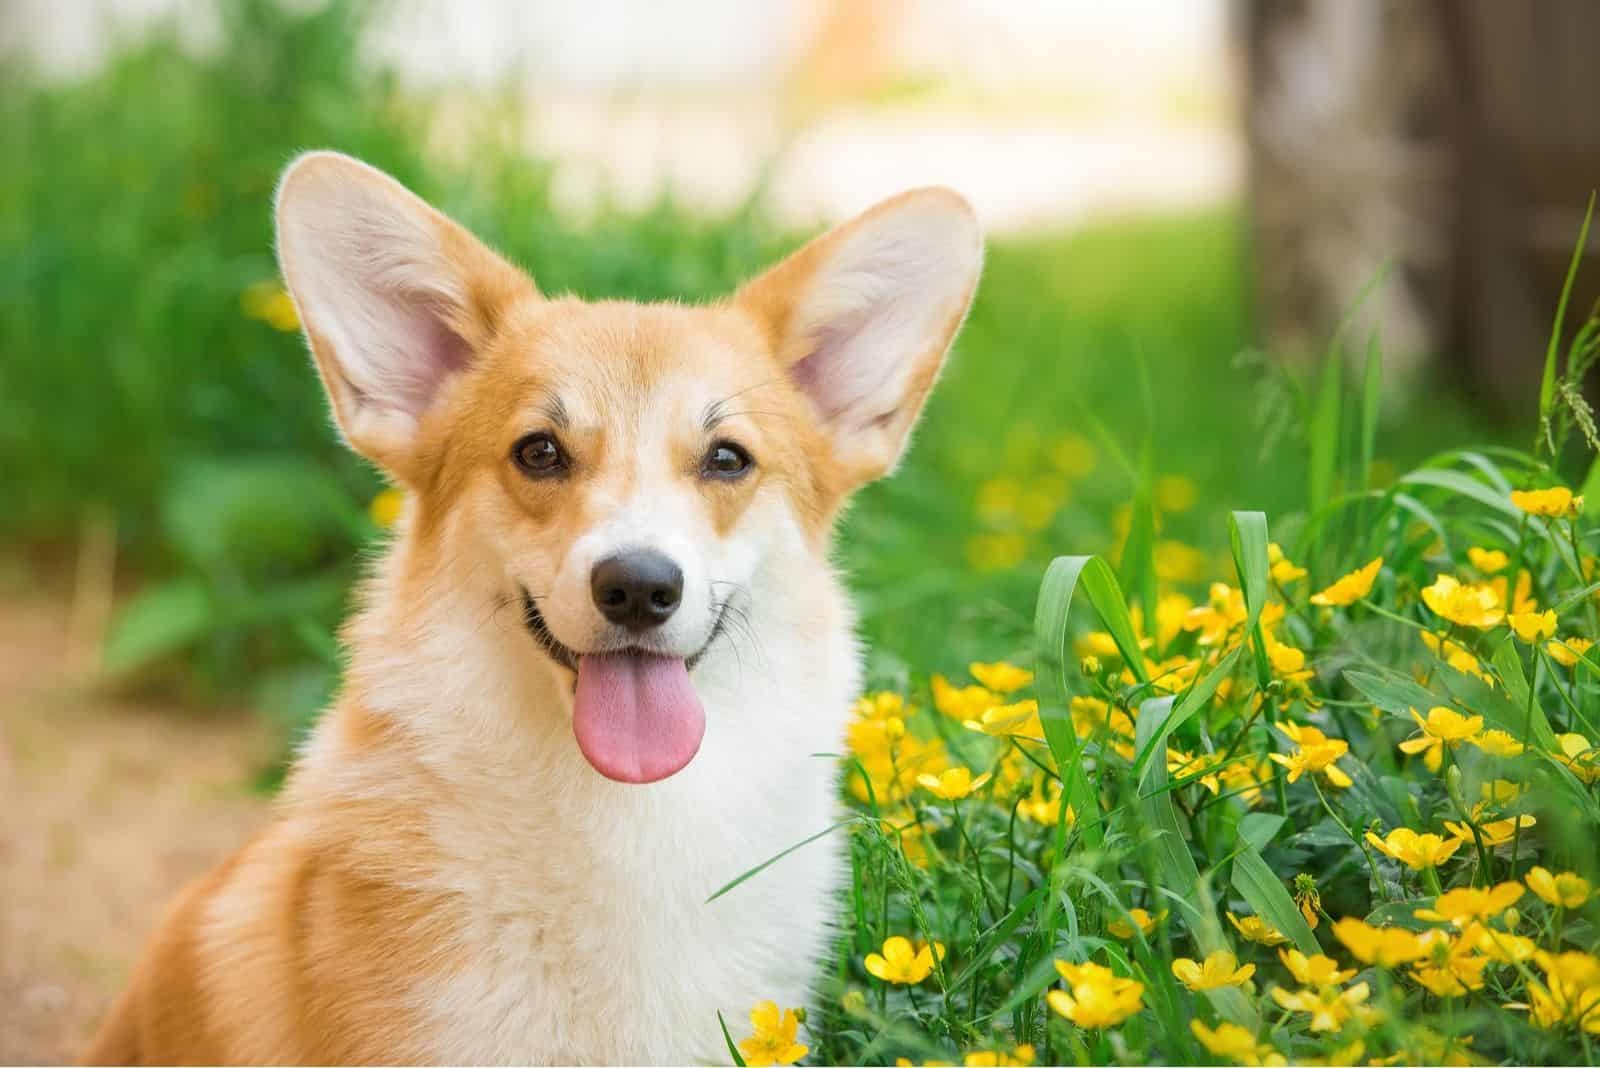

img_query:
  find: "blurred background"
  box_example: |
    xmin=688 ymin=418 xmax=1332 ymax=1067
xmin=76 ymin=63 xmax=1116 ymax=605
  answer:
xmin=1 ymin=0 xmax=1597 ymax=1059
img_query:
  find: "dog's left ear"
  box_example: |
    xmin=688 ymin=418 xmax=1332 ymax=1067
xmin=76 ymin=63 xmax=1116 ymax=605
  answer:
xmin=736 ymin=187 xmax=982 ymax=489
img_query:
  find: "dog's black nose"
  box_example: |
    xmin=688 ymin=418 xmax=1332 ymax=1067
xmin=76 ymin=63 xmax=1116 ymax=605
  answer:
xmin=591 ymin=550 xmax=683 ymax=630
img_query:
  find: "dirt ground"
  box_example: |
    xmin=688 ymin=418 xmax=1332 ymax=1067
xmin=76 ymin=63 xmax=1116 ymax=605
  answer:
xmin=0 ymin=589 xmax=274 ymax=1064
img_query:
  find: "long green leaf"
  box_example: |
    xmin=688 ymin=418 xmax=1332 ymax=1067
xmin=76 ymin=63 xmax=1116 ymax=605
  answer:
xmin=1399 ymin=469 xmax=1521 ymax=519
xmin=1309 ymin=340 xmax=1343 ymax=515
xmin=1229 ymin=510 xmax=1274 ymax=687
xmin=1541 ymin=190 xmax=1596 ymax=417
xmin=1361 ymin=334 xmax=1383 ymax=490
xmin=1131 ymin=645 xmax=1241 ymax=785
xmin=717 ymin=1011 xmax=748 ymax=1067
xmin=1231 ymin=847 xmax=1319 ymax=955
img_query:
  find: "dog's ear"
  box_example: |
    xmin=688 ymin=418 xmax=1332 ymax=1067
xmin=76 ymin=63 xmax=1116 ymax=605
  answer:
xmin=736 ymin=187 xmax=982 ymax=489
xmin=275 ymin=152 xmax=530 ymax=480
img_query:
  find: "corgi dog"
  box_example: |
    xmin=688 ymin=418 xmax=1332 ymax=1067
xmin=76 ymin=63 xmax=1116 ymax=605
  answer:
xmin=84 ymin=152 xmax=981 ymax=1065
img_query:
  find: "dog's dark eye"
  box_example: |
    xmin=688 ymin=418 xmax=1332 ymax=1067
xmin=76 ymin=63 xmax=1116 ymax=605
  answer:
xmin=703 ymin=441 xmax=753 ymax=480
xmin=512 ymin=432 xmax=567 ymax=477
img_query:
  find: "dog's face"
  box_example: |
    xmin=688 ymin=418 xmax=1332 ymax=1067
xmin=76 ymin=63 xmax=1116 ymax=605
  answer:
xmin=276 ymin=153 xmax=981 ymax=783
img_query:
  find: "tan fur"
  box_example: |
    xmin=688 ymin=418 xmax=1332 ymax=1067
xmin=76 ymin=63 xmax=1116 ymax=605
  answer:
xmin=83 ymin=154 xmax=979 ymax=1065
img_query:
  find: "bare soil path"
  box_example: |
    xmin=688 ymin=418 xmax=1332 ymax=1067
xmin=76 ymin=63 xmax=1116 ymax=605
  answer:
xmin=0 ymin=588 xmax=274 ymax=1064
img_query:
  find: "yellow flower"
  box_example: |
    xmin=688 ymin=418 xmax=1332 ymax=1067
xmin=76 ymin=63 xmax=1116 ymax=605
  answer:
xmin=1421 ymin=574 xmax=1505 ymax=629
xmin=1015 ymin=774 xmax=1072 ymax=827
xmin=1268 ymin=542 xmax=1308 ymax=584
xmin=1548 ymin=636 xmax=1595 ymax=668
xmin=864 ymin=936 xmax=945 ymax=984
xmin=1409 ymin=929 xmax=1489 ymax=998
xmin=1155 ymin=540 xmax=1208 ymax=583
xmin=738 ymin=1001 xmax=808 ymax=1066
xmin=1398 ymin=706 xmax=1482 ymax=772
xmin=1047 ymin=960 xmax=1145 ymax=1029
xmin=962 ymin=1046 xmax=1034 ymax=1067
xmin=1482 ymin=779 xmax=1524 ymax=805
xmin=1189 ymin=1020 xmax=1264 ymax=1063
xmin=1520 ymin=950 xmax=1600 ymax=1033
xmin=1269 ymin=721 xmax=1353 ymax=787
xmin=917 ymin=766 xmax=992 ymax=801
xmin=1156 ymin=474 xmax=1199 ymax=513
xmin=931 ymin=675 xmax=997 ymax=720
xmin=1415 ymin=882 xmax=1524 ymax=927
xmin=1293 ymin=874 xmax=1322 ymax=931
xmin=853 ymin=692 xmax=906 ymax=720
xmin=1511 ymin=486 xmax=1583 ymax=518
xmin=1171 ymin=950 xmax=1255 ymax=991
xmin=369 ymin=487 xmax=405 ymax=528
xmin=1444 ymin=813 xmax=1534 ymax=847
xmin=1556 ymin=733 xmax=1600 ymax=784
xmin=240 ymin=279 xmax=300 ymax=331
xmin=1509 ymin=609 xmax=1558 ymax=643
xmin=1309 ymin=557 xmax=1383 ymax=607
xmin=963 ymin=699 xmax=1041 ymax=738
xmin=1331 ymin=917 xmax=1427 ymax=967
xmin=1471 ymin=729 xmax=1526 ymax=757
xmin=1270 ymin=982 xmax=1372 ymax=1033
xmin=1050 ymin=434 xmax=1097 ymax=478
xmin=1467 ymin=546 xmax=1509 ymax=573
xmin=1168 ymin=748 xmax=1224 ymax=794
xmin=1420 ymin=631 xmax=1491 ymax=683
xmin=1279 ymin=949 xmax=1356 ymax=988
xmin=1365 ymin=827 xmax=1462 ymax=870
xmin=968 ymin=661 xmax=1032 ymax=694
xmin=1526 ymin=867 xmax=1593 ymax=909
xmin=1228 ymin=911 xmax=1289 ymax=946
xmin=1106 ymin=908 xmax=1163 ymax=940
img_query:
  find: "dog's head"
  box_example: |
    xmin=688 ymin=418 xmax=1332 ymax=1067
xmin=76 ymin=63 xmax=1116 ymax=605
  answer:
xmin=276 ymin=152 xmax=981 ymax=784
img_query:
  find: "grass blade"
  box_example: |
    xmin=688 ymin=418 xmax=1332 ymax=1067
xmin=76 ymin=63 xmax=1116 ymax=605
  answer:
xmin=1541 ymin=190 xmax=1596 ymax=420
xmin=717 ymin=1010 xmax=748 ymax=1067
xmin=1230 ymin=847 xmax=1319 ymax=956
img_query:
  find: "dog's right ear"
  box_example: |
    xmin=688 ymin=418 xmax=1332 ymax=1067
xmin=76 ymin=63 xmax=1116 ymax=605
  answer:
xmin=275 ymin=152 xmax=530 ymax=480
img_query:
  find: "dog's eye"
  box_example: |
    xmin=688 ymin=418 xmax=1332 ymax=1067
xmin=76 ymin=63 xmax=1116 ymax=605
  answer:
xmin=512 ymin=432 xmax=567 ymax=477
xmin=703 ymin=441 xmax=753 ymax=479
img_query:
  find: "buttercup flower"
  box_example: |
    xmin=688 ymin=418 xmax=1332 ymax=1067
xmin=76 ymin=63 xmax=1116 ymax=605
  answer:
xmin=1047 ymin=960 xmax=1144 ymax=1029
xmin=1512 ymin=486 xmax=1583 ymax=518
xmin=1171 ymin=950 xmax=1255 ymax=991
xmin=931 ymin=675 xmax=996 ymax=720
xmin=738 ymin=1001 xmax=809 ymax=1066
xmin=1548 ymin=636 xmax=1595 ymax=668
xmin=917 ymin=766 xmax=992 ymax=801
xmin=1421 ymin=574 xmax=1505 ymax=629
xmin=1331 ymin=918 xmax=1427 ymax=967
xmin=1519 ymin=951 xmax=1600 ymax=1033
xmin=1510 ymin=609 xmax=1558 ymax=643
xmin=369 ymin=487 xmax=405 ymax=528
xmin=1444 ymin=813 xmax=1534 ymax=847
xmin=1270 ymin=721 xmax=1353 ymax=787
xmin=1189 ymin=1020 xmax=1264 ymax=1063
xmin=962 ymin=1045 xmax=1034 ymax=1067
xmin=1269 ymin=542 xmax=1308 ymax=584
xmin=968 ymin=661 xmax=1033 ymax=694
xmin=1310 ymin=557 xmax=1382 ymax=607
xmin=963 ymin=699 xmax=1041 ymax=738
xmin=1472 ymin=729 xmax=1526 ymax=757
xmin=1106 ymin=908 xmax=1163 ymax=940
xmin=1014 ymin=774 xmax=1071 ymax=827
xmin=1365 ymin=827 xmax=1462 ymax=870
xmin=1416 ymin=882 xmax=1525 ymax=926
xmin=1279 ymin=949 xmax=1356 ymax=988
xmin=1421 ymin=630 xmax=1492 ymax=683
xmin=1228 ymin=911 xmax=1289 ymax=946
xmin=240 ymin=279 xmax=300 ymax=331
xmin=864 ymin=936 xmax=945 ymax=984
xmin=1555 ymin=733 xmax=1600 ymax=783
xmin=1526 ymin=867 xmax=1593 ymax=909
xmin=1398 ymin=706 xmax=1483 ymax=772
xmin=1271 ymin=982 xmax=1373 ymax=1033
xmin=1467 ymin=546 xmax=1509 ymax=572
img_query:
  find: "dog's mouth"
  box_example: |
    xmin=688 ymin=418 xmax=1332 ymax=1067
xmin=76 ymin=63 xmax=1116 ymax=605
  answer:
xmin=519 ymin=591 xmax=728 ymax=784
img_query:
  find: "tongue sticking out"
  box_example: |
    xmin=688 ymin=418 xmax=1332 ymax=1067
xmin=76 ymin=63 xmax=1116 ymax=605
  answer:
xmin=573 ymin=653 xmax=705 ymax=783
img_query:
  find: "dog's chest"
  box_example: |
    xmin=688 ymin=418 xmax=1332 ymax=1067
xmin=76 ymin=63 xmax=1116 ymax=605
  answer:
xmin=414 ymin=707 xmax=846 ymax=1064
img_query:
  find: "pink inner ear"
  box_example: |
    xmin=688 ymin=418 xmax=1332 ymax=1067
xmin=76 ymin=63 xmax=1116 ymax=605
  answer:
xmin=789 ymin=307 xmax=897 ymax=429
xmin=382 ymin=299 xmax=473 ymax=416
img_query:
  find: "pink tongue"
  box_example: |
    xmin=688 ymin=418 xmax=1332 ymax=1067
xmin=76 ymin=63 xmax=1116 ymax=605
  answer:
xmin=573 ymin=653 xmax=705 ymax=784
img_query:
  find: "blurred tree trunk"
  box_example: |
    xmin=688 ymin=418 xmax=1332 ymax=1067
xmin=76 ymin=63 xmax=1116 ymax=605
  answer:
xmin=1243 ymin=0 xmax=1600 ymax=417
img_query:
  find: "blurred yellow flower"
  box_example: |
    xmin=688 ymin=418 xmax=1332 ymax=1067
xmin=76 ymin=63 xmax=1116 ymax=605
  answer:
xmin=1268 ymin=542 xmax=1307 ymax=584
xmin=917 ymin=766 xmax=991 ymax=801
xmin=1548 ymin=636 xmax=1595 ymax=667
xmin=1228 ymin=911 xmax=1289 ymax=946
xmin=1015 ymin=774 xmax=1071 ymax=827
xmin=968 ymin=661 xmax=1032 ymax=694
xmin=369 ymin=487 xmax=405 ymax=528
xmin=1310 ymin=557 xmax=1382 ymax=607
xmin=1050 ymin=435 xmax=1097 ymax=478
xmin=1526 ymin=867 xmax=1592 ymax=909
xmin=1398 ymin=706 xmax=1482 ymax=772
xmin=1555 ymin=733 xmax=1600 ymax=783
xmin=1189 ymin=1020 xmax=1264 ymax=1063
xmin=1270 ymin=982 xmax=1372 ymax=1033
xmin=1444 ymin=813 xmax=1534 ymax=847
xmin=1279 ymin=949 xmax=1356 ymax=988
xmin=1270 ymin=721 xmax=1353 ymax=787
xmin=966 ymin=532 xmax=1026 ymax=572
xmin=1155 ymin=540 xmax=1208 ymax=583
xmin=1511 ymin=486 xmax=1583 ymax=518
xmin=1471 ymin=729 xmax=1526 ymax=757
xmin=1510 ymin=609 xmax=1558 ymax=643
xmin=931 ymin=675 xmax=996 ymax=721
xmin=1467 ymin=546 xmax=1510 ymax=573
xmin=240 ymin=279 xmax=300 ymax=331
xmin=864 ymin=936 xmax=945 ymax=984
xmin=853 ymin=692 xmax=906 ymax=720
xmin=1416 ymin=882 xmax=1524 ymax=926
xmin=1520 ymin=950 xmax=1600 ymax=1033
xmin=1047 ymin=960 xmax=1144 ymax=1029
xmin=1171 ymin=950 xmax=1255 ymax=991
xmin=962 ymin=1046 xmax=1034 ymax=1067
xmin=1422 ymin=574 xmax=1504 ymax=629
xmin=738 ymin=1001 xmax=808 ymax=1066
xmin=962 ymin=699 xmax=1040 ymax=739
xmin=1106 ymin=907 xmax=1163 ymax=940
xmin=1331 ymin=918 xmax=1427 ymax=967
xmin=1155 ymin=474 xmax=1198 ymax=513
xmin=1365 ymin=827 xmax=1462 ymax=870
